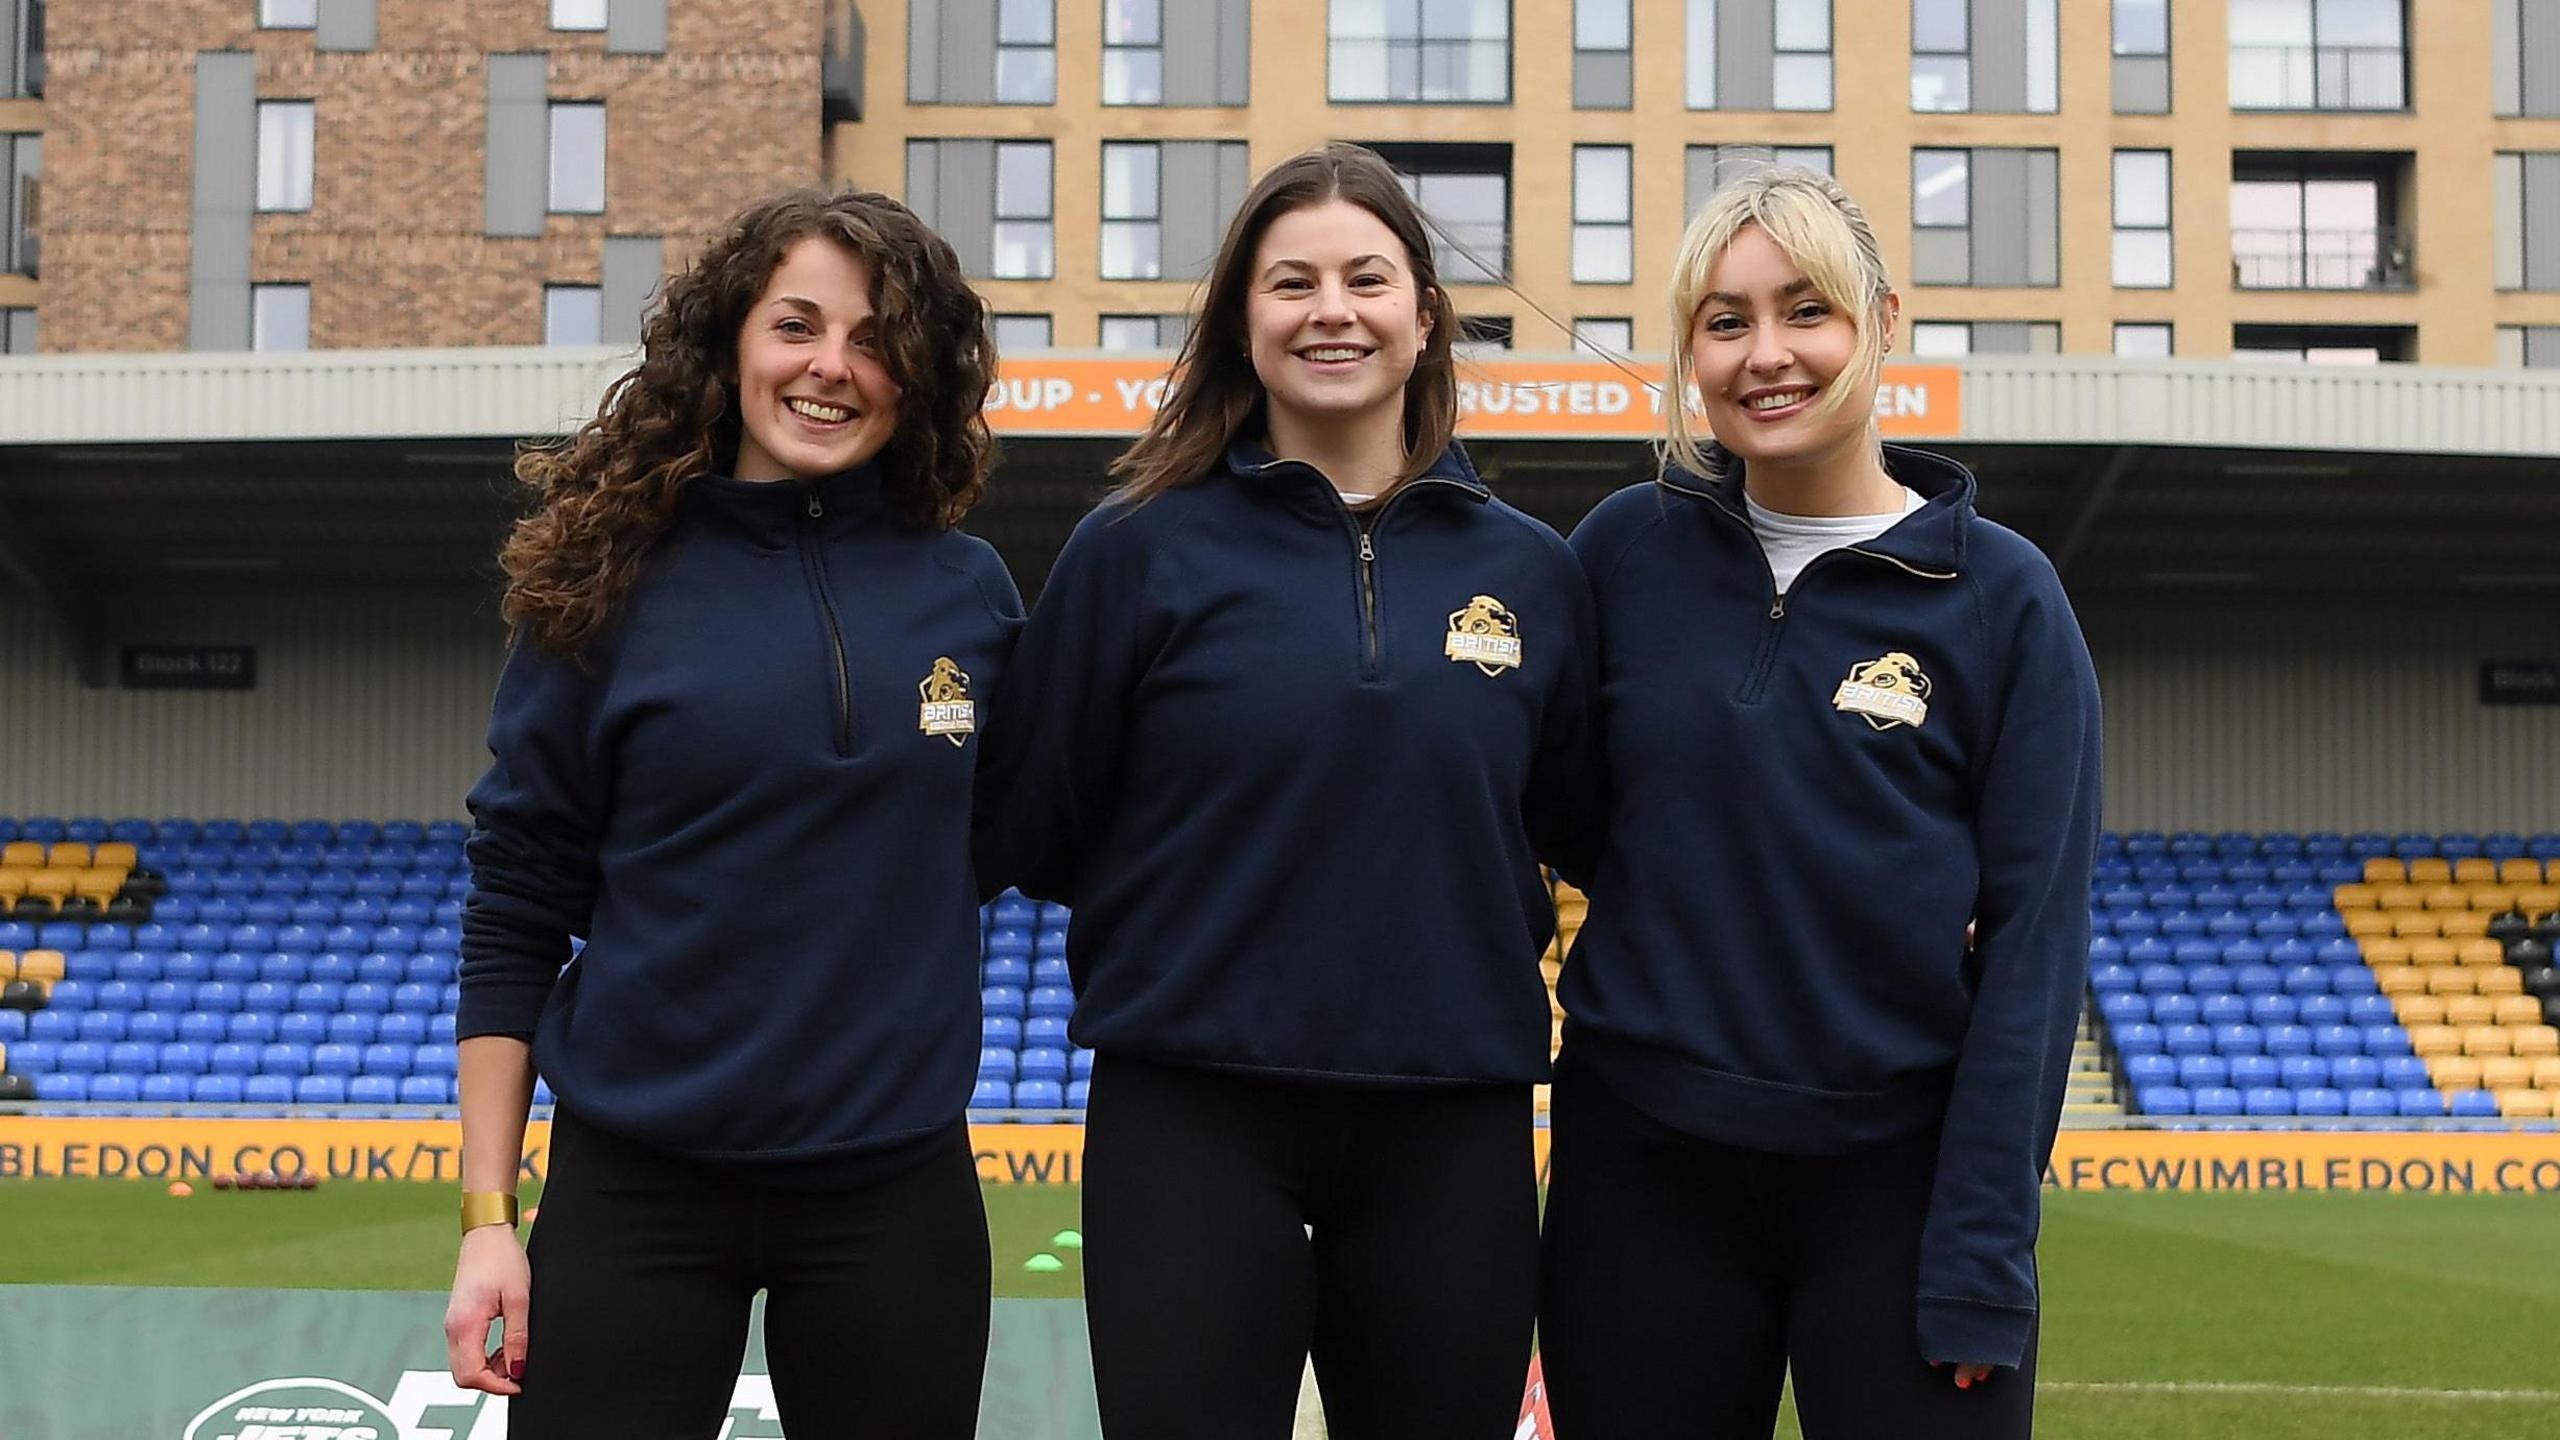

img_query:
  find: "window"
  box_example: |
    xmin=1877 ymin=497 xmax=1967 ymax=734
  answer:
xmin=1573 ymin=316 xmax=1634 ymax=355
xmin=993 ymin=313 xmax=1052 ymax=351
xmin=1912 ymin=0 xmax=2054 ymax=113
xmin=1457 ymin=315 xmax=1512 ymax=355
xmin=260 ymin=0 xmax=316 ymax=28
xmin=548 ymin=103 xmax=605 ymax=214
xmin=1910 ymin=147 xmax=2060 ymax=288
xmin=1100 ymin=314 xmax=1186 ymax=350
xmin=251 ymin=284 xmax=311 ymax=352
xmin=256 ymin=101 xmax=314 ymax=213
xmin=1575 ymin=0 xmax=1632 ymax=109
xmin=551 ymin=0 xmax=606 ymax=30
xmin=3 ymin=132 xmax=34 ymax=277
xmin=2112 ymin=150 xmax=2171 ymax=288
xmin=2498 ymin=326 xmax=2560 ymax=368
xmin=1375 ymin=144 xmax=1509 ymax=282
xmin=996 ymin=0 xmax=1057 ymax=104
xmin=2495 ymin=153 xmax=2560 ymax=292
xmin=2113 ymin=322 xmax=2172 ymax=356
xmin=2232 ymin=323 xmax=2410 ymax=362
xmin=2231 ymin=158 xmax=2408 ymax=291
xmin=1329 ymin=0 xmax=1510 ymax=104
xmin=1572 ymin=146 xmax=1632 ymax=284
xmin=2 ymin=305 xmax=32 ymax=354
xmin=2496 ymin=0 xmax=2560 ymax=118
xmin=544 ymin=285 xmax=603 ymax=345
xmin=1909 ymin=320 xmax=2059 ymax=356
xmin=1103 ymin=0 xmax=1163 ymax=105
xmin=1686 ymin=144 xmax=1833 ymax=216
xmin=2113 ymin=0 xmax=2169 ymax=111
xmin=2229 ymin=0 xmax=2405 ymax=110
xmin=994 ymin=141 xmax=1053 ymax=279
xmin=1101 ymin=142 xmax=1161 ymax=280
xmin=1687 ymin=0 xmax=1834 ymax=111
xmin=8 ymin=0 xmax=45 ymax=99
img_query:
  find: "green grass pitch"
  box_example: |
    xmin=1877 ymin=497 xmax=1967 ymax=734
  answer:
xmin=4 ymin=1182 xmax=2556 ymax=1438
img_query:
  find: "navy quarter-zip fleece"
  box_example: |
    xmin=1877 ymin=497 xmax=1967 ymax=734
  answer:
xmin=459 ymin=465 xmax=1023 ymax=1170
xmin=975 ymin=441 xmax=1600 ymax=1085
xmin=1564 ymin=445 xmax=2100 ymax=1368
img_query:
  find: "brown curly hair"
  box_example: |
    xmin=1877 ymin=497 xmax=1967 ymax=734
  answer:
xmin=500 ymin=187 xmax=998 ymax=654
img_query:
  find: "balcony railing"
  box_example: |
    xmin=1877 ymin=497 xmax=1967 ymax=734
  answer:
xmin=2231 ymin=226 xmax=2413 ymax=291
xmin=822 ymin=0 xmax=864 ymax=123
xmin=2229 ymin=43 xmax=2406 ymax=110
xmin=1328 ymin=37 xmax=1510 ymax=103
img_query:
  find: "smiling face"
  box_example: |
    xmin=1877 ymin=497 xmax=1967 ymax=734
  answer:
xmin=731 ymin=236 xmax=904 ymax=483
xmin=1243 ymin=198 xmax=1435 ymax=441
xmin=1687 ymin=223 xmax=1894 ymax=474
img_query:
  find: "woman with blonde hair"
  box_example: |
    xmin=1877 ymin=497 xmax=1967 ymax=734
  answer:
xmin=442 ymin=187 xmax=1019 ymax=1436
xmin=1540 ymin=167 xmax=2100 ymax=1438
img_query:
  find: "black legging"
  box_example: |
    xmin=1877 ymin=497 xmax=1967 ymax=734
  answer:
xmin=507 ymin=1108 xmax=991 ymax=1439
xmin=1538 ymin=1063 xmax=2039 ymax=1440
xmin=1081 ymin=1054 xmax=1538 ymax=1440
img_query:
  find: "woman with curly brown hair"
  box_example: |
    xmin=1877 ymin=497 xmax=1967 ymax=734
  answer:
xmin=439 ymin=187 xmax=1020 ymax=1437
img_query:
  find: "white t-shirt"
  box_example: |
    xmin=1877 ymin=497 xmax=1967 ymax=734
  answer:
xmin=1746 ymin=486 xmax=1926 ymax=595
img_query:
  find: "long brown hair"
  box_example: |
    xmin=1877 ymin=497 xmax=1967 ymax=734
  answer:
xmin=500 ymin=188 xmax=997 ymax=654
xmin=1109 ymin=143 xmax=1460 ymax=505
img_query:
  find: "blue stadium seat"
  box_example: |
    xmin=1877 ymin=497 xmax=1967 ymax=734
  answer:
xmin=2192 ymin=1086 xmax=2243 ymax=1117
xmin=296 ymin=1075 xmax=349 ymax=1105
xmin=0 ymin=1011 xmax=23 ymax=1043
xmin=426 ymin=821 xmax=468 ymax=845
xmin=192 ymin=981 xmax=241 ymax=1014
xmin=390 ymin=983 xmax=438 ymax=1014
xmin=2298 ymin=995 xmax=2348 ymax=1028
xmin=2347 ymin=994 xmax=2397 ymax=1026
xmin=2175 ymin=1055 xmax=2228 ymax=1088
xmin=127 ymin=1010 xmax=178 ymax=1045
xmin=411 ymin=1044 xmax=457 ymax=1077
xmin=2212 ymin=1024 xmax=2265 ymax=1055
xmin=10 ymin=1038 xmax=58 ymax=1073
xmin=2114 ymin=1023 xmax=2164 ymax=1055
xmin=1034 ymin=931 xmax=1067 ymax=959
xmin=1014 ymin=1080 xmax=1064 ymax=1114
xmin=980 ymin=955 xmax=1032 ymax=989
xmin=532 ymin=1078 xmax=554 ymax=1107
xmin=2246 ymin=995 xmax=2297 ymax=1028
xmin=174 ymin=1011 xmax=225 ymax=1045
xmin=1031 ymin=957 xmax=1071 ymax=987
xmin=2163 ymin=1024 xmax=2214 ymax=1057
xmin=2395 ymin=1088 xmax=2447 ymax=1117
xmin=2313 ymin=1024 xmax=2365 ymax=1058
xmin=982 ymin=1015 xmax=1023 ymax=1048
xmin=2380 ymin=1056 xmax=2431 ymax=1089
xmin=403 ymin=954 xmax=452 ymax=986
xmin=2280 ymin=965 xmax=2329 ymax=996
xmin=349 ymin=1075 xmax=399 ymax=1106
xmin=290 ymin=900 xmax=336 ymax=926
xmin=2450 ymin=1090 xmax=2499 ymax=1118
xmin=2278 ymin=1055 xmax=2330 ymax=1089
xmin=309 ymin=951 xmax=359 ymax=984
xmin=2362 ymin=1025 xmax=2412 ymax=1057
xmin=1066 ymin=1079 xmax=1090 ymax=1110
xmin=341 ymin=983 xmax=391 ymax=1014
xmin=977 ymin=1048 xmax=1018 ymax=1081
xmin=260 ymin=1042 xmax=313 ymax=1077
xmin=322 ymin=1013 xmax=374 ymax=1046
xmin=375 ymin=1012 xmax=427 ymax=1047
xmin=2243 ymin=1087 xmax=2294 ymax=1117
xmin=2205 ymin=913 xmax=2252 ymax=942
xmin=2229 ymin=1055 xmax=2279 ymax=1088
xmin=258 ymin=954 xmax=308 ymax=985
xmin=2199 ymin=994 xmax=2250 ymax=1028
xmin=986 ymin=927 xmax=1034 ymax=959
xmin=398 ymin=1076 xmax=451 ymax=1106
xmin=428 ymin=1014 xmax=457 ymax=1044
xmin=2151 ymin=995 xmax=2200 ymax=1027
xmin=243 ymin=1075 xmax=292 ymax=1105
xmin=1018 ymin=1048 xmax=1068 ymax=1083
xmin=77 ymin=1012 xmax=127 ymax=1043
xmin=54 ymin=1042 xmax=105 ymax=1075
xmin=2329 ymin=965 xmax=2378 ymax=997
xmin=2344 ymin=1087 xmax=2397 ymax=1118
xmin=2483 ymin=833 xmax=2526 ymax=861
xmin=141 ymin=1074 xmax=188 ymax=1104
xmin=2090 ymin=963 xmax=2137 ymax=996
xmin=157 ymin=1041 xmax=209 ymax=1075
xmin=27 ymin=1010 xmax=77 ymax=1042
xmin=161 ymin=951 xmax=211 ymax=983
xmin=37 ymin=1074 xmax=91 ymax=1102
xmin=361 ymin=1043 xmax=410 ymax=1077
xmin=2330 ymin=1055 xmax=2381 ymax=1089
xmin=2265 ymin=1025 xmax=2314 ymax=1058
xmin=2136 ymin=963 xmax=2184 ymax=995
xmin=209 ymin=951 xmax=260 ymax=985
xmin=2139 ymin=1085 xmax=2192 ymax=1115
xmin=1070 ymin=1048 xmax=1094 ymax=1080
xmin=2235 ymin=966 xmax=2282 ymax=998
xmin=1025 ymin=1016 xmax=1070 ymax=1048
xmin=191 ymin=1074 xmax=245 ymax=1103
xmin=2294 ymin=1087 xmax=2346 ymax=1117
xmin=107 ymin=1041 xmax=155 ymax=1074
xmin=982 ymin=985 xmax=1026 ymax=1018
xmin=310 ymin=1043 xmax=360 ymax=1078
xmin=372 ymin=926 xmax=420 ymax=955
xmin=971 ymin=1078 xmax=1012 ymax=1109
xmin=228 ymin=1012 xmax=279 ymax=1045
xmin=239 ymin=982 xmax=287 ymax=1015
xmin=2164 ymin=912 xmax=2211 ymax=940
xmin=270 ymin=1012 xmax=322 ymax=1047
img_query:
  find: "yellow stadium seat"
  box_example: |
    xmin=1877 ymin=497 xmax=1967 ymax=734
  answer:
xmin=2438 ymin=911 xmax=2489 ymax=940
xmin=2498 ymin=1089 xmax=2556 ymax=1119
xmin=2513 ymin=1026 xmax=2560 ymax=1059
xmin=2376 ymin=965 xmax=2428 ymax=997
xmin=2495 ymin=996 xmax=2544 ymax=1026
xmin=2376 ymin=884 xmax=2424 ymax=911
xmin=2520 ymin=887 xmax=2560 ymax=916
xmin=2534 ymin=1058 xmax=2560 ymax=1090
xmin=91 ymin=842 xmax=137 ymax=870
xmin=2391 ymin=913 xmax=2441 ymax=940
xmin=2479 ymin=967 xmax=2524 ymax=998
xmin=2446 ymin=995 xmax=2496 ymax=1029
xmin=2332 ymin=883 xmax=2378 ymax=911
xmin=0 ymin=950 xmax=13 ymax=978
xmin=0 ymin=842 xmax=42 ymax=868
xmin=2498 ymin=859 xmax=2545 ymax=885
xmin=24 ymin=871 xmax=73 ymax=906
xmin=2409 ymin=939 xmax=2457 ymax=968
xmin=2464 ymin=1025 xmax=2517 ymax=1058
xmin=2429 ymin=1056 xmax=2483 ymax=1090
xmin=2394 ymin=994 xmax=2448 ymax=1027
xmin=2408 ymin=858 xmax=2453 ymax=884
xmin=73 ymin=869 xmax=123 ymax=906
xmin=15 ymin=950 xmax=65 ymax=984
xmin=44 ymin=842 xmax=91 ymax=869
xmin=2363 ymin=857 xmax=2407 ymax=884
xmin=2457 ymin=939 xmax=2506 ymax=967
xmin=2360 ymin=937 xmax=2412 ymax=967
xmin=2482 ymin=1056 xmax=2535 ymax=1091
xmin=2423 ymin=884 xmax=2468 ymax=911
xmin=2467 ymin=887 xmax=2517 ymax=914
xmin=0 ymin=870 xmax=26 ymax=901
xmin=2410 ymin=1024 xmax=2462 ymax=1057
xmin=2347 ymin=912 xmax=2396 ymax=940
xmin=2453 ymin=858 xmax=2497 ymax=884
xmin=2425 ymin=967 xmax=2479 ymax=997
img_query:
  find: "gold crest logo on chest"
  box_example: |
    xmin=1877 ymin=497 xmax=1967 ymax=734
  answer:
xmin=1834 ymin=651 xmax=1931 ymax=730
xmin=1445 ymin=595 xmax=1523 ymax=676
xmin=917 ymin=656 xmax=976 ymax=746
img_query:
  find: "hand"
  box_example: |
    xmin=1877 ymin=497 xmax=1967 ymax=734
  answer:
xmin=444 ymin=1224 xmax=531 ymax=1395
xmin=1944 ymin=1362 xmax=1997 ymax=1390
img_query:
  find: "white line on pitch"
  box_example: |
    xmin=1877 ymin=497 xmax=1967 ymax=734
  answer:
xmin=2045 ymin=1380 xmax=2560 ymax=1403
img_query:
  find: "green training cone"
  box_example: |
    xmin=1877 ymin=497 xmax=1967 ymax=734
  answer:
xmin=1022 ymin=1253 xmax=1066 ymax=1273
xmin=1050 ymin=1230 xmax=1084 ymax=1250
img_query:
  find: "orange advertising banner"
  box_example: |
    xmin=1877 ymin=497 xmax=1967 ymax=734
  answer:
xmin=982 ymin=358 xmax=1964 ymax=441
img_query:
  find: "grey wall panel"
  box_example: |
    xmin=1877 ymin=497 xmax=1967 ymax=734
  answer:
xmin=1158 ymin=142 xmax=1219 ymax=280
xmin=1215 ymin=0 xmax=1250 ymax=105
xmin=600 ymin=235 xmax=663 ymax=346
xmin=1971 ymin=321 xmax=2032 ymax=353
xmin=1214 ymin=141 xmax=1248 ymax=240
xmin=2113 ymin=55 xmax=2167 ymax=113
xmin=484 ymin=55 xmax=549 ymax=239
xmin=1575 ymin=50 xmax=1631 ymax=108
xmin=2027 ymin=147 xmax=2059 ymax=285
xmin=2496 ymin=0 xmax=2523 ymax=116
xmin=1970 ymin=0 xmax=2025 ymax=112
xmin=0 ymin=0 xmax=18 ymax=97
xmin=908 ymin=0 xmax=941 ymax=101
xmin=2086 ymin=605 xmax=2560 ymax=833
xmin=0 ymin=586 xmax=503 ymax=821
xmin=607 ymin=0 xmax=666 ymax=55
xmin=1714 ymin=0 xmax=1772 ymax=112
xmin=1971 ymin=147 xmax=2027 ymax=285
xmin=1162 ymin=0 xmax=1213 ymax=105
xmin=190 ymin=53 xmax=257 ymax=352
xmin=2497 ymin=152 xmax=2525 ymax=290
xmin=2525 ymin=153 xmax=2560 ymax=290
xmin=940 ymin=0 xmax=994 ymax=105
xmin=2525 ymin=0 xmax=2560 ymax=117
xmin=920 ymin=140 xmax=993 ymax=275
xmin=1911 ymin=227 xmax=1970 ymax=285
xmin=2529 ymin=325 xmax=2560 ymax=367
xmin=316 ymin=0 xmax=376 ymax=53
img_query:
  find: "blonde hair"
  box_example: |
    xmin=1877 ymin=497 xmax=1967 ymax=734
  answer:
xmin=1663 ymin=167 xmax=1893 ymax=478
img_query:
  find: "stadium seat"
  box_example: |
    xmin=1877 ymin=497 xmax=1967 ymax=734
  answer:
xmin=2432 ymin=1057 xmax=2485 ymax=1091
xmin=2445 ymin=996 xmax=2496 ymax=1029
xmin=190 ymin=1074 xmax=245 ymax=1103
xmin=2396 ymin=994 xmax=2447 ymax=1027
xmin=2515 ymin=1025 xmax=2560 ymax=1059
xmin=982 ymin=985 xmax=1025 ymax=1018
xmin=243 ymin=1075 xmax=292 ymax=1105
xmin=349 ymin=1075 xmax=398 ymax=1106
xmin=2478 ymin=967 xmax=2524 ymax=998
xmin=2481 ymin=1056 xmax=2534 ymax=1092
xmin=2425 ymin=967 xmax=2477 ymax=997
xmin=2496 ymin=995 xmax=2543 ymax=1026
xmin=2395 ymin=1088 xmax=2447 ymax=1117
xmin=296 ymin=1075 xmax=349 ymax=1105
xmin=361 ymin=1043 xmax=411 ymax=1077
xmin=398 ymin=1076 xmax=451 ymax=1105
xmin=1019 ymin=1048 xmax=1068 ymax=1083
xmin=2499 ymin=1089 xmax=2556 ymax=1118
xmin=971 ymin=1078 xmax=1011 ymax=1109
xmin=982 ymin=1015 xmax=1022 ymax=1048
xmin=2192 ymin=1087 xmax=2242 ymax=1117
xmin=979 ymin=956 xmax=1031 ymax=990
xmin=2176 ymin=1056 xmax=2229 ymax=1089
xmin=2139 ymin=1086 xmax=2193 ymax=1116
xmin=2410 ymin=1025 xmax=2461 ymax=1057
xmin=2449 ymin=1090 xmax=2500 ymax=1118
xmin=1014 ymin=1080 xmax=1064 ymax=1113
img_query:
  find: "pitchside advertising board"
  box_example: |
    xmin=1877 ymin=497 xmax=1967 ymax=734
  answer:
xmin=975 ymin=358 xmax=1964 ymax=440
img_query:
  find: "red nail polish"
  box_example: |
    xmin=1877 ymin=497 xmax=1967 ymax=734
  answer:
xmin=1956 ymin=1375 xmax=1971 ymax=1390
xmin=510 ymin=1360 xmax=524 ymax=1381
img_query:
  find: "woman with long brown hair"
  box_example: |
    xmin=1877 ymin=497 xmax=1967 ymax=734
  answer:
xmin=440 ymin=187 xmax=1019 ymax=1436
xmin=976 ymin=143 xmax=1598 ymax=1439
